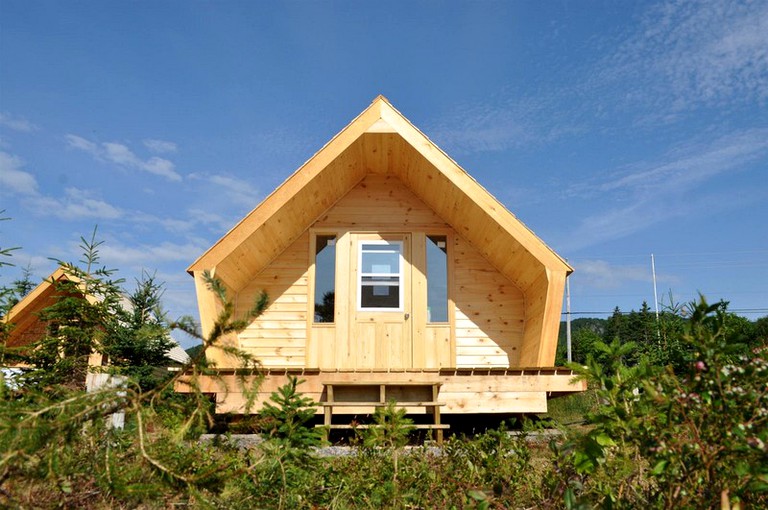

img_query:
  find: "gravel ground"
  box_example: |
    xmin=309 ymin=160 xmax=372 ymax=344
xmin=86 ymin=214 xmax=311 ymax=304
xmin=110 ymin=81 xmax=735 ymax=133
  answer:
xmin=199 ymin=430 xmax=562 ymax=456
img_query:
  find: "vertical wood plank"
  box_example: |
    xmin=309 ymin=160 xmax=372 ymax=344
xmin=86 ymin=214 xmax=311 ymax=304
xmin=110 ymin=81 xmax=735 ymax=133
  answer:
xmin=411 ymin=232 xmax=427 ymax=367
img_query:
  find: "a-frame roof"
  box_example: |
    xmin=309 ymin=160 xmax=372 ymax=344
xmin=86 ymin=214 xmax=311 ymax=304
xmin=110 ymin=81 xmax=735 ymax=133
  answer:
xmin=2 ymin=267 xmax=86 ymax=349
xmin=188 ymin=96 xmax=572 ymax=293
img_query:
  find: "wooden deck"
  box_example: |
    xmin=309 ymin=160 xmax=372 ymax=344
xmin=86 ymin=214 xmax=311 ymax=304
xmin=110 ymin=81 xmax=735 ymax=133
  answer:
xmin=318 ymin=381 xmax=447 ymax=444
xmin=176 ymin=367 xmax=587 ymax=415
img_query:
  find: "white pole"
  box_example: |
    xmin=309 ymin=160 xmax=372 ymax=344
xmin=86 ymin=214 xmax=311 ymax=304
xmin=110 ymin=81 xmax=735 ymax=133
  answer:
xmin=566 ymin=268 xmax=572 ymax=363
xmin=651 ymin=253 xmax=660 ymax=339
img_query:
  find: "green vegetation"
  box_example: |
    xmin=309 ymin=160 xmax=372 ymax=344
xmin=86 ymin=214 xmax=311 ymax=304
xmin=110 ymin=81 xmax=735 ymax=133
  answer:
xmin=1 ymin=231 xmax=766 ymax=508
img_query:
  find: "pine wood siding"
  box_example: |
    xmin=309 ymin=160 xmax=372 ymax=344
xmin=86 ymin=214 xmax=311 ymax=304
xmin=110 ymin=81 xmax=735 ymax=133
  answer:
xmin=309 ymin=175 xmax=453 ymax=370
xmin=236 ymin=232 xmax=311 ymax=368
xmin=230 ymin=174 xmax=527 ymax=371
xmin=196 ymin=370 xmax=582 ymax=414
xmin=183 ymin=98 xmax=583 ymax=414
xmin=452 ymin=235 xmax=525 ymax=368
xmin=312 ymin=173 xmax=450 ymax=231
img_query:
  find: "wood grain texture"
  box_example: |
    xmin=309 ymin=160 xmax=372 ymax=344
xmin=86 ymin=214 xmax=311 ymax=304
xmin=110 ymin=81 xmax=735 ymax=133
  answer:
xmin=189 ymin=96 xmax=573 ymax=378
xmin=185 ymin=370 xmax=583 ymax=414
xmin=452 ymin=236 xmax=525 ymax=368
xmin=235 ymin=232 xmax=310 ymax=368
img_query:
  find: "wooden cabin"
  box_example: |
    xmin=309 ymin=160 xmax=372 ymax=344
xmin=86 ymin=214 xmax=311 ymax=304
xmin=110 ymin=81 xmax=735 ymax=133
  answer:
xmin=2 ymin=267 xmax=105 ymax=370
xmin=2 ymin=267 xmax=190 ymax=374
xmin=185 ymin=96 xmax=585 ymax=428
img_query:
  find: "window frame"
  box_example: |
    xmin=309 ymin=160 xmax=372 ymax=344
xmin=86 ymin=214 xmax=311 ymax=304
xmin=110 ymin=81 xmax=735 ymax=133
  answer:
xmin=311 ymin=232 xmax=338 ymax=325
xmin=426 ymin=234 xmax=449 ymax=324
xmin=357 ymin=239 xmax=405 ymax=312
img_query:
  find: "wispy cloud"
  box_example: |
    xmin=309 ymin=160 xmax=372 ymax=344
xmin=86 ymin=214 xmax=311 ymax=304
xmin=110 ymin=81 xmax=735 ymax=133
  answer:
xmin=602 ymin=0 xmax=768 ymax=112
xmin=427 ymin=94 xmax=582 ymax=155
xmin=564 ymin=128 xmax=768 ymax=250
xmin=99 ymin=240 xmax=209 ymax=268
xmin=571 ymin=128 xmax=768 ymax=200
xmin=143 ymin=139 xmax=178 ymax=154
xmin=0 ymin=151 xmax=39 ymax=195
xmin=0 ymin=112 xmax=38 ymax=132
xmin=186 ymin=208 xmax=239 ymax=232
xmin=1 ymin=149 xmax=122 ymax=221
xmin=66 ymin=134 xmax=182 ymax=181
xmin=188 ymin=172 xmax=260 ymax=208
xmin=431 ymin=1 xmax=767 ymax=156
xmin=572 ymin=258 xmax=677 ymax=290
xmin=30 ymin=187 xmax=122 ymax=221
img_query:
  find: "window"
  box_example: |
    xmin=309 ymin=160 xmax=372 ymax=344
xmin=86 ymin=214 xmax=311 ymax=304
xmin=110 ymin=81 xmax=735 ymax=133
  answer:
xmin=426 ymin=235 xmax=448 ymax=322
xmin=358 ymin=240 xmax=403 ymax=310
xmin=314 ymin=235 xmax=336 ymax=323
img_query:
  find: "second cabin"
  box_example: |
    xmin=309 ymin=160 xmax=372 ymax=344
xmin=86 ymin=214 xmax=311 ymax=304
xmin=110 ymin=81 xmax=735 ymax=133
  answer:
xmin=183 ymin=96 xmax=585 ymax=422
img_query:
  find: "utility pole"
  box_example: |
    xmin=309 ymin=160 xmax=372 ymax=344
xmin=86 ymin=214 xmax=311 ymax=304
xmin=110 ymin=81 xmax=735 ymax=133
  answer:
xmin=566 ymin=267 xmax=572 ymax=363
xmin=651 ymin=253 xmax=660 ymax=340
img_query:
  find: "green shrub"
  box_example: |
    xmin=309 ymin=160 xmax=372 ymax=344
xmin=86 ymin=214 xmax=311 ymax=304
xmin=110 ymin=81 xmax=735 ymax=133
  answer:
xmin=545 ymin=297 xmax=768 ymax=509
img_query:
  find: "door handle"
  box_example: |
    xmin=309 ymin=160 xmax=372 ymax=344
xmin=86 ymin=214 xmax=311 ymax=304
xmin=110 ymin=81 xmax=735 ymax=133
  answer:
xmin=404 ymin=313 xmax=410 ymax=320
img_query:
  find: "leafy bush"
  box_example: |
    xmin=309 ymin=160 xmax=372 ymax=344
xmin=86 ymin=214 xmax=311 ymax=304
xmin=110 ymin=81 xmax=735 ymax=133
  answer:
xmin=4 ymin=225 xmax=767 ymax=509
xmin=546 ymin=297 xmax=768 ymax=509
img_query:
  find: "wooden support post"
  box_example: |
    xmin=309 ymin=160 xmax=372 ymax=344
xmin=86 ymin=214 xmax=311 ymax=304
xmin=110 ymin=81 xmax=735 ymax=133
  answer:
xmin=317 ymin=382 xmax=448 ymax=445
xmin=431 ymin=383 xmax=443 ymax=445
xmin=323 ymin=384 xmax=335 ymax=442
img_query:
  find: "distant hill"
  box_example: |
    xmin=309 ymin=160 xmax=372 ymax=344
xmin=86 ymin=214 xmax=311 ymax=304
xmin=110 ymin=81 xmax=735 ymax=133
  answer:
xmin=558 ymin=317 xmax=606 ymax=344
xmin=185 ymin=344 xmax=204 ymax=359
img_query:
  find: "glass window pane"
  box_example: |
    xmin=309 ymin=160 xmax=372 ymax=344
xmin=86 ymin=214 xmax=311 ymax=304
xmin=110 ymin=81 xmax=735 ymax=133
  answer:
xmin=427 ymin=235 xmax=448 ymax=322
xmin=359 ymin=240 xmax=402 ymax=310
xmin=361 ymin=251 xmax=400 ymax=274
xmin=361 ymin=284 xmax=400 ymax=308
xmin=314 ymin=235 xmax=336 ymax=323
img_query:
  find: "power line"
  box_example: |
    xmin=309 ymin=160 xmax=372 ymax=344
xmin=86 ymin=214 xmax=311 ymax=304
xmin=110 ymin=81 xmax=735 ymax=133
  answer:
xmin=562 ymin=308 xmax=768 ymax=317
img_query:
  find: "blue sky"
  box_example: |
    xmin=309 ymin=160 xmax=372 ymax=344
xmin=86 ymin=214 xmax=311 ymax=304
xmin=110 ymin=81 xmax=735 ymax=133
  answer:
xmin=2 ymin=1 xmax=766 ymax=347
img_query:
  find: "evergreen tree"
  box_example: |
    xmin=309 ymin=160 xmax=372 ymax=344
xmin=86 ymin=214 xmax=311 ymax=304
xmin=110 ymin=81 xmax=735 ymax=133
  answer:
xmin=23 ymin=230 xmax=125 ymax=391
xmin=19 ymin=229 xmax=179 ymax=392
xmin=572 ymin=328 xmax=602 ymax=365
xmin=100 ymin=271 xmax=176 ymax=390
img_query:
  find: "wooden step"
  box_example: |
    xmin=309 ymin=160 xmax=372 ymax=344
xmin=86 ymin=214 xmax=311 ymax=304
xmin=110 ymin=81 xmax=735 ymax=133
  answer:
xmin=315 ymin=424 xmax=450 ymax=430
xmin=321 ymin=401 xmax=445 ymax=407
xmin=325 ymin=381 xmax=442 ymax=387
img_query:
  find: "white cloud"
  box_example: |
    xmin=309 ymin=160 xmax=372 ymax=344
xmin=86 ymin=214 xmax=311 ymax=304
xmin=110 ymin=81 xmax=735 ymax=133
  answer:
xmin=407 ymin=1 xmax=767 ymax=158
xmin=563 ymin=128 xmax=768 ymax=250
xmin=573 ymin=259 xmax=652 ymax=290
xmin=130 ymin=207 xmax=238 ymax=237
xmin=67 ymin=134 xmax=182 ymax=181
xmin=99 ymin=240 xmax=209 ymax=268
xmin=0 ymin=151 xmax=39 ymax=195
xmin=186 ymin=208 xmax=238 ymax=231
xmin=143 ymin=139 xmax=177 ymax=154
xmin=130 ymin=210 xmax=197 ymax=234
xmin=65 ymin=134 xmax=99 ymax=155
xmin=189 ymin=173 xmax=260 ymax=208
xmin=604 ymin=0 xmax=768 ymax=112
xmin=0 ymin=112 xmax=38 ymax=132
xmin=143 ymin=156 xmax=179 ymax=180
xmin=597 ymin=128 xmax=768 ymax=196
xmin=158 ymin=217 xmax=196 ymax=233
xmin=0 ymin=148 xmax=123 ymax=221
xmin=102 ymin=142 xmax=139 ymax=166
xmin=30 ymin=187 xmax=122 ymax=220
xmin=571 ymin=258 xmax=679 ymax=293
xmin=427 ymin=94 xmax=581 ymax=155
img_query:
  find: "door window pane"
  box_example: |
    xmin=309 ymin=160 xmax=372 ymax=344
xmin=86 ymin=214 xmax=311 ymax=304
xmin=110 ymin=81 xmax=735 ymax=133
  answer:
xmin=359 ymin=241 xmax=402 ymax=310
xmin=426 ymin=235 xmax=448 ymax=322
xmin=314 ymin=235 xmax=336 ymax=323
